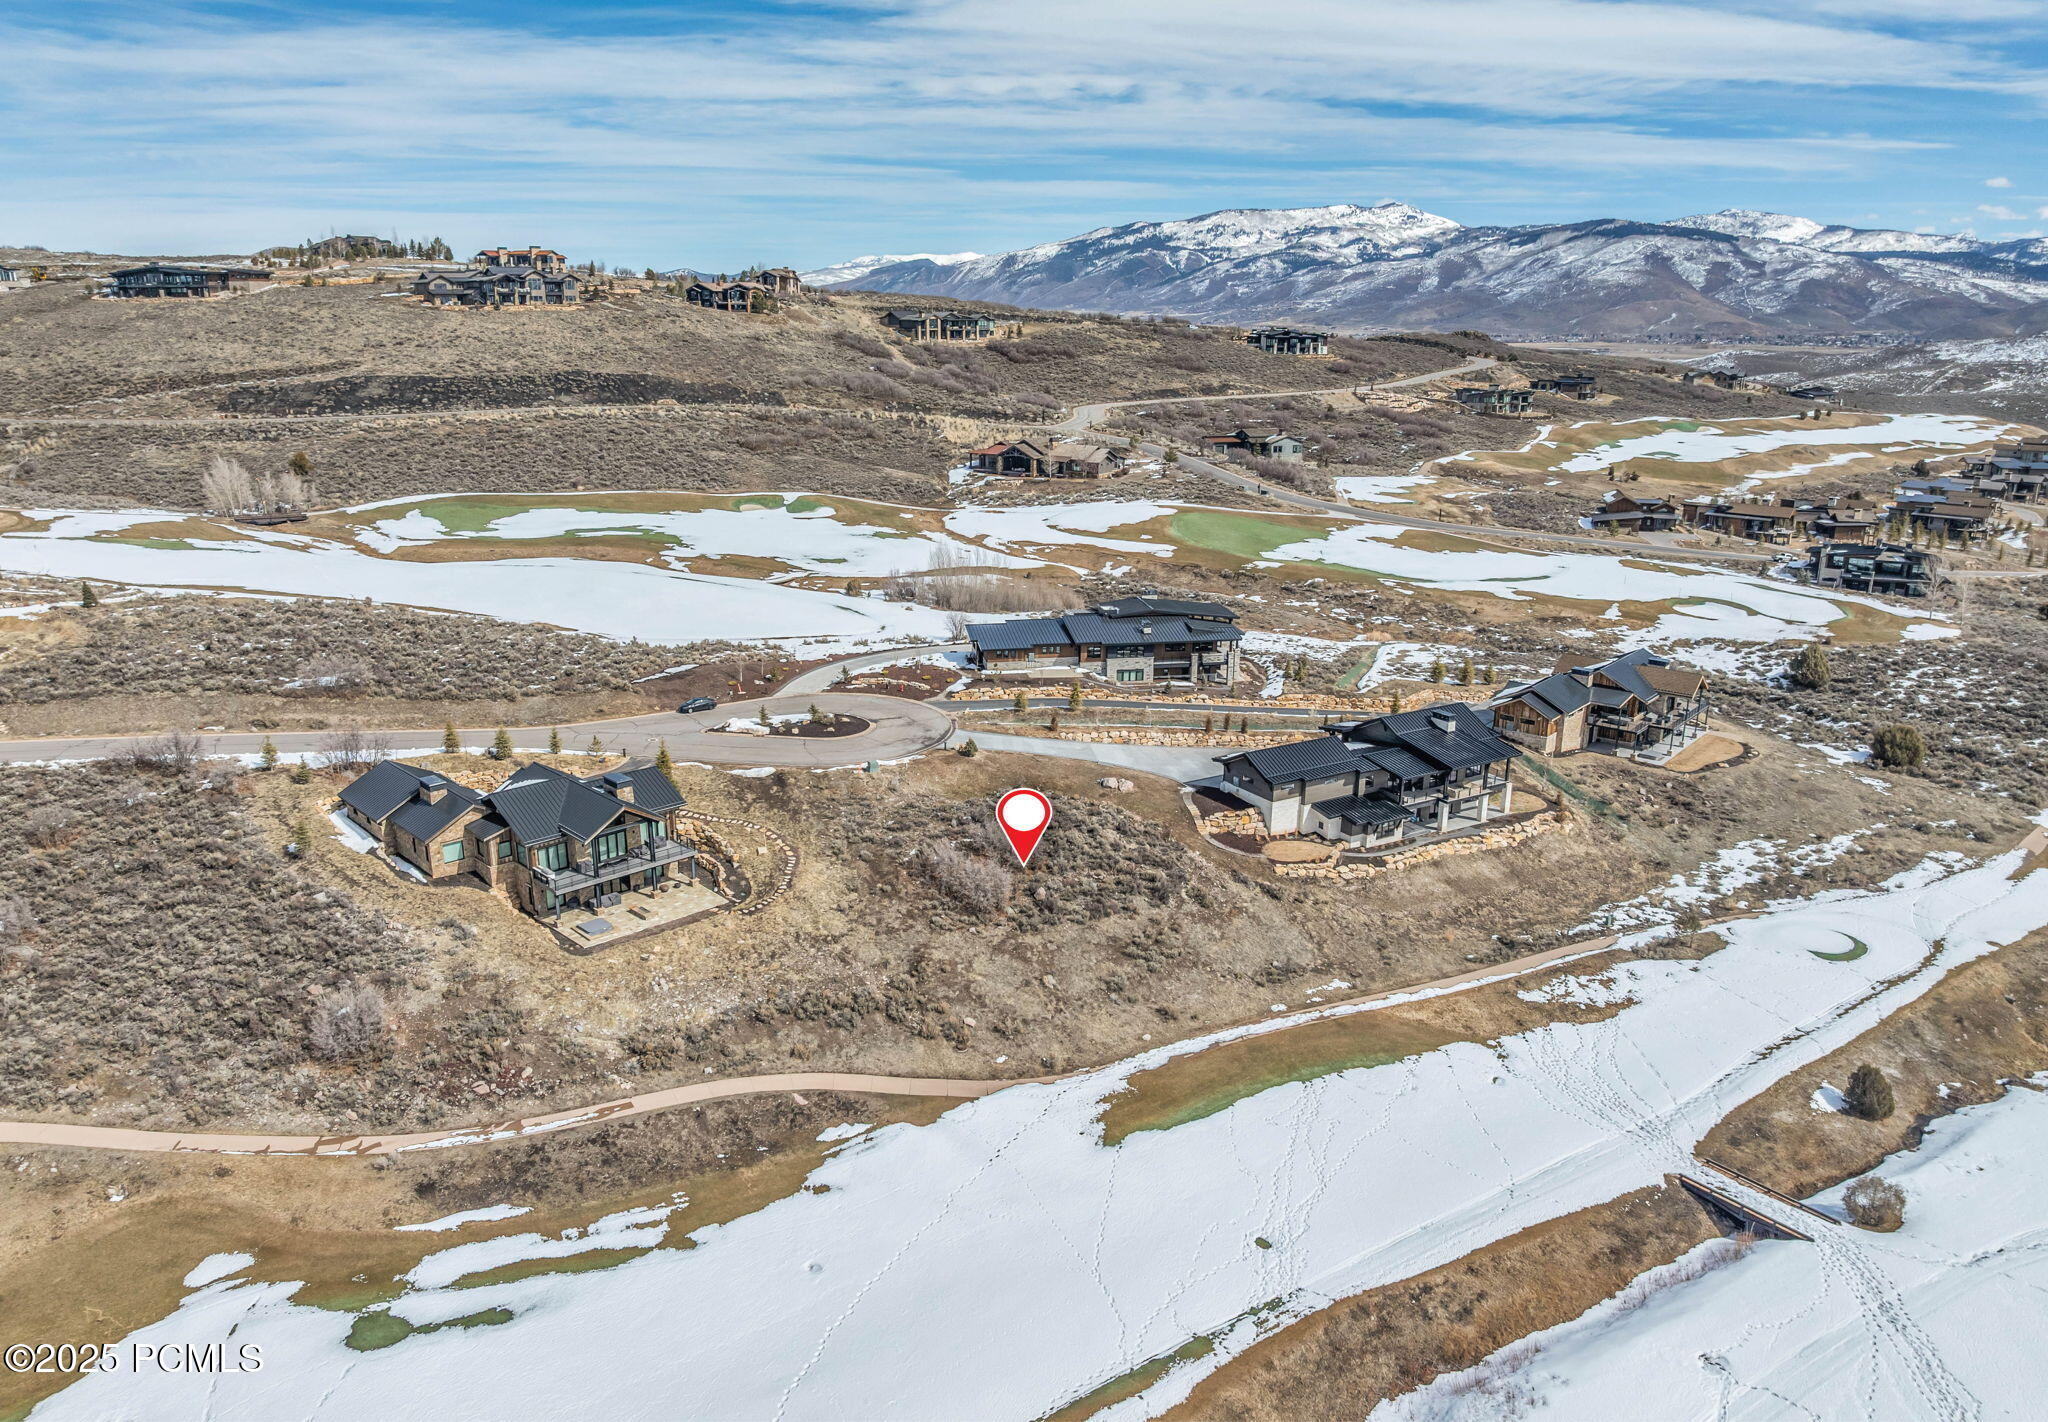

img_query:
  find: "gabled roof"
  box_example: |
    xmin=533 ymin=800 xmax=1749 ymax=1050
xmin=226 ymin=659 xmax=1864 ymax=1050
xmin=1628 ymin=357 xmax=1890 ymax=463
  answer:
xmin=1361 ymin=701 xmax=1520 ymax=773
xmin=485 ymin=763 xmax=635 ymax=846
xmin=391 ymin=787 xmax=480 ymax=842
xmin=1359 ymin=745 xmax=1436 ymax=781
xmin=337 ymin=760 xmax=441 ymax=821
xmin=1217 ymin=734 xmax=1364 ymax=784
xmin=965 ymin=617 xmax=1071 ymax=651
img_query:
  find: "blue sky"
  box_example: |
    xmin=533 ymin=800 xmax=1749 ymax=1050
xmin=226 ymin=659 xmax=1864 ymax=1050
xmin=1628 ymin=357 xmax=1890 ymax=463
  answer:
xmin=2 ymin=0 xmax=2043 ymax=268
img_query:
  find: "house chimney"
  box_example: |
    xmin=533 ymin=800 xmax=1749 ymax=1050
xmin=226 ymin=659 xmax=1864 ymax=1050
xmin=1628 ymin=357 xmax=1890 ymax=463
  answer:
xmin=419 ymin=773 xmax=449 ymax=804
xmin=1428 ymin=710 xmax=1458 ymax=733
xmin=602 ymin=769 xmax=635 ymax=804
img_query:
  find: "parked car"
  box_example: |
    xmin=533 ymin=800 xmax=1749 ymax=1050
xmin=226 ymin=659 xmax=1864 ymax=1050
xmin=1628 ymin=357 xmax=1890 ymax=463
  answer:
xmin=677 ymin=696 xmax=718 ymax=714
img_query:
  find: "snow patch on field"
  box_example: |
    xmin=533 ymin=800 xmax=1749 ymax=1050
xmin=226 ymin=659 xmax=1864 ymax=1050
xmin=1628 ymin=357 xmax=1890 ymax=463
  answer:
xmin=1554 ymin=412 xmax=2010 ymax=474
xmin=1376 ymin=1081 xmax=2048 ymax=1421
xmin=394 ymin=1206 xmax=532 ymax=1234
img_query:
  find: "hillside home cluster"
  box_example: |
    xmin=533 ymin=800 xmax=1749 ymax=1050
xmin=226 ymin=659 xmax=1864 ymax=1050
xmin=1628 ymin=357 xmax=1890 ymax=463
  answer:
xmin=966 ymin=439 xmax=1125 ymax=478
xmin=965 ymin=596 xmax=1242 ymax=685
xmin=1888 ymin=479 xmax=1996 ymax=542
xmin=1681 ymin=493 xmax=1882 ymax=544
xmin=338 ymin=759 xmax=698 ymax=921
xmin=108 ymin=264 xmax=275 ymax=298
xmin=1488 ymin=650 xmax=1708 ymax=763
xmin=1244 ymin=327 xmax=1331 ymax=356
xmin=1201 ymin=425 xmax=1307 ymax=461
xmin=685 ymin=269 xmax=802 ymax=312
xmin=880 ymin=309 xmax=1021 ymax=341
xmin=1215 ymin=703 xmax=1519 ymax=850
xmin=1963 ymin=437 xmax=2048 ymax=502
xmin=412 ymin=247 xmax=581 ymax=307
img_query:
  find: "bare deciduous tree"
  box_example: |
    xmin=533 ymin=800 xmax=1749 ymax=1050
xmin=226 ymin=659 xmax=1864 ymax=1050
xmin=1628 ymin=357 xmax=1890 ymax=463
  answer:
xmin=319 ymin=723 xmax=392 ymax=770
xmin=200 ymin=454 xmax=257 ymax=515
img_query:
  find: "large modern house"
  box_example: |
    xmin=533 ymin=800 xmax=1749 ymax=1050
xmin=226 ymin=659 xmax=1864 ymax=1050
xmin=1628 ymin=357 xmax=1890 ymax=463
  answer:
xmin=879 ymin=309 xmax=1020 ymax=341
xmin=1450 ymin=385 xmax=1534 ymax=416
xmin=109 ymin=264 xmax=274 ymax=298
xmin=338 ymin=759 xmax=698 ymax=922
xmin=1489 ymin=650 xmax=1707 ymax=762
xmin=1800 ymin=541 xmax=1934 ymax=598
xmin=966 ymin=439 xmax=1125 ymax=478
xmin=1201 ymin=426 xmax=1307 ymax=461
xmin=965 ymin=596 xmax=1242 ymax=685
xmin=1589 ymin=493 xmax=1681 ymax=532
xmin=413 ymin=256 xmax=581 ymax=307
xmin=1214 ymin=703 xmax=1520 ymax=850
xmin=1245 ymin=327 xmax=1330 ymax=356
xmin=1965 ymin=438 xmax=2048 ymax=501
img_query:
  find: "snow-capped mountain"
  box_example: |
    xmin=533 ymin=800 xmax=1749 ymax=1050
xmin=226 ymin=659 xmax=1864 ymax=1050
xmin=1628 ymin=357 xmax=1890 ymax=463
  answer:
xmin=1667 ymin=208 xmax=1983 ymax=256
xmin=821 ymin=204 xmax=2048 ymax=339
xmin=799 ymin=252 xmax=984 ymax=287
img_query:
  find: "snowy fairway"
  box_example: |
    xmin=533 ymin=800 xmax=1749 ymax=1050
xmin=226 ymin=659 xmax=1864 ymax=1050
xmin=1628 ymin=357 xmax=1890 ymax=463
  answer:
xmin=32 ymin=847 xmax=2048 ymax=1421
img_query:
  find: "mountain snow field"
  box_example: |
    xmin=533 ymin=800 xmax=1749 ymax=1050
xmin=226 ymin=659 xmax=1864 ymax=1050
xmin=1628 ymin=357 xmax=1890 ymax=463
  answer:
xmin=31 ymin=846 xmax=2048 ymax=1421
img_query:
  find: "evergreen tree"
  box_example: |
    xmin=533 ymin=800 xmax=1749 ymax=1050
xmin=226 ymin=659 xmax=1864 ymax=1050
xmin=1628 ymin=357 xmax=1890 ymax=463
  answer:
xmin=288 ymin=451 xmax=314 ymax=481
xmin=1789 ymin=643 xmax=1832 ymax=691
xmin=548 ymin=726 xmax=563 ymax=754
xmin=80 ymin=582 xmax=98 ymax=607
xmin=259 ymin=737 xmax=278 ymax=771
xmin=1012 ymin=690 xmax=1029 ymax=713
xmin=655 ymin=740 xmax=675 ymax=778
xmin=442 ymin=722 xmax=460 ymax=754
xmin=1067 ymin=681 xmax=1084 ymax=711
xmin=1429 ymin=659 xmax=1446 ymax=684
xmin=490 ymin=727 xmax=513 ymax=760
xmin=1870 ymin=723 xmax=1926 ymax=770
xmin=959 ymin=737 xmax=979 ymax=757
xmin=1459 ymin=658 xmax=1473 ymax=685
xmin=587 ymin=735 xmax=605 ymax=758
xmin=809 ymin=702 xmax=827 ymax=724
xmin=1844 ymin=1064 xmax=1895 ymax=1121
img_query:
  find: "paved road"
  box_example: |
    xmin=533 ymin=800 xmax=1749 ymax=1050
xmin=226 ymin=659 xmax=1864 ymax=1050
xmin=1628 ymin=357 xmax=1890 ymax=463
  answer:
xmin=0 ymin=692 xmax=953 ymax=769
xmin=947 ymin=696 xmax=1342 ymax=718
xmin=0 ymin=933 xmax=1635 ymax=1156
xmin=956 ymin=731 xmax=1229 ymax=783
xmin=782 ymin=642 xmax=969 ymax=696
xmin=1051 ymin=360 xmax=1777 ymax=565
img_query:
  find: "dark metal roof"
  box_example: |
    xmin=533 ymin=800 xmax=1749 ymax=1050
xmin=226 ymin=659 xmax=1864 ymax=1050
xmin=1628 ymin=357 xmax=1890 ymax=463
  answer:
xmin=1218 ymin=734 xmax=1363 ymax=783
xmin=1360 ymin=745 xmax=1436 ymax=781
xmin=390 ymin=786 xmax=480 ymax=842
xmin=337 ymin=760 xmax=437 ymax=821
xmin=1311 ymin=795 xmax=1415 ymax=828
xmin=485 ymin=763 xmax=628 ymax=846
xmin=607 ymin=765 xmax=686 ymax=814
xmin=966 ymin=617 xmax=1071 ymax=651
xmin=1367 ymin=702 xmax=1521 ymax=773
xmin=1093 ymin=596 xmax=1237 ymax=623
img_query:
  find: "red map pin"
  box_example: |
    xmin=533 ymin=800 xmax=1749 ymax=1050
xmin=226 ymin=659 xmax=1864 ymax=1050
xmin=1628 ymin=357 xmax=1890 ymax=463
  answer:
xmin=996 ymin=788 xmax=1052 ymax=868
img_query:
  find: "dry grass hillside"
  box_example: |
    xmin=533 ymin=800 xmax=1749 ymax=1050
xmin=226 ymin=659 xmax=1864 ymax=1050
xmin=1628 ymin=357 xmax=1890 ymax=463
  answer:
xmin=0 ymin=278 xmax=1664 ymax=508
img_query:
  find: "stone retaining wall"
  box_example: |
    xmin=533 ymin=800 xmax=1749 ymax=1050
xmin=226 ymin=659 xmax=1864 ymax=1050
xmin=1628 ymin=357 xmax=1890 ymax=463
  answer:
xmin=1272 ymin=811 xmax=1568 ymax=881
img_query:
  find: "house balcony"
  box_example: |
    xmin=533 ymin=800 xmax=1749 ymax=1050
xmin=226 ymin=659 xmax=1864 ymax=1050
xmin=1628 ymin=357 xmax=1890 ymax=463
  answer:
xmin=533 ymin=839 xmax=695 ymax=893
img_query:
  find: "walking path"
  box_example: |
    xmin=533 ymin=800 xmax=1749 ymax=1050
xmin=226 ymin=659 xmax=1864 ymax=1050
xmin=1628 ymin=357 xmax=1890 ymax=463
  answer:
xmin=0 ymin=934 xmax=1641 ymax=1157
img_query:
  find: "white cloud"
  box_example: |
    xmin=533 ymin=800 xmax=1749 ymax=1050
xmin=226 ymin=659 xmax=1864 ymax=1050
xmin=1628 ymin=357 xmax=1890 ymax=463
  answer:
xmin=1986 ymin=175 xmax=2014 ymax=187
xmin=0 ymin=0 xmax=2037 ymax=261
xmin=1977 ymin=203 xmax=2024 ymax=219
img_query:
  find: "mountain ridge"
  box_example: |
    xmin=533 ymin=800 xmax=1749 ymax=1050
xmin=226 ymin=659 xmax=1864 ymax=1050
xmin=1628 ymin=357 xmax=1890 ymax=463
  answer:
xmin=814 ymin=204 xmax=2048 ymax=340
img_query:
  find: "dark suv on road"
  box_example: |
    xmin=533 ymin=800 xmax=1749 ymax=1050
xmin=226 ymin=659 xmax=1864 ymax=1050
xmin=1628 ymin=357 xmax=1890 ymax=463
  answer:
xmin=677 ymin=697 xmax=717 ymax=714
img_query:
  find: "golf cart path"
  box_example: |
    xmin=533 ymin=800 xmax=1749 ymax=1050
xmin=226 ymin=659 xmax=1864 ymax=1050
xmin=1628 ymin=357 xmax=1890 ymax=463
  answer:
xmin=0 ymin=934 xmax=1647 ymax=1157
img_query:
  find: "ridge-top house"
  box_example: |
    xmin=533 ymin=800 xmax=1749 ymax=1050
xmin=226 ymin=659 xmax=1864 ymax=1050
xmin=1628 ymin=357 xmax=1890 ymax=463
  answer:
xmin=109 ymin=264 xmax=275 ymax=298
xmin=337 ymin=759 xmax=703 ymax=926
xmin=414 ymin=247 xmax=582 ymax=306
xmin=1488 ymin=649 xmax=1707 ymax=763
xmin=966 ymin=439 xmax=1126 ymax=478
xmin=880 ymin=309 xmax=1020 ymax=341
xmin=685 ymin=278 xmax=772 ymax=312
xmin=1214 ymin=702 xmax=1520 ymax=850
xmin=1202 ymin=426 xmax=1307 ymax=461
xmin=1966 ymin=437 xmax=2047 ymax=502
xmin=1245 ymin=327 xmax=1330 ymax=356
xmin=965 ymin=596 xmax=1242 ymax=685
